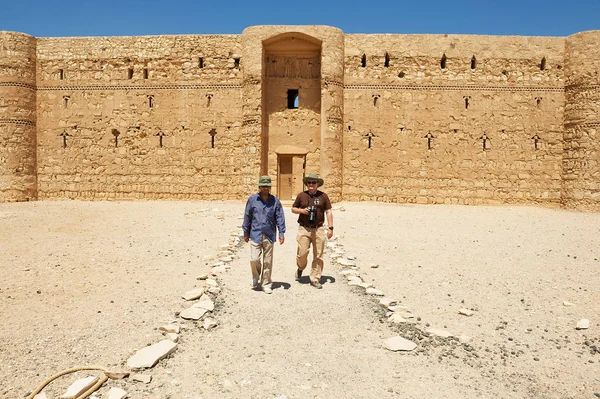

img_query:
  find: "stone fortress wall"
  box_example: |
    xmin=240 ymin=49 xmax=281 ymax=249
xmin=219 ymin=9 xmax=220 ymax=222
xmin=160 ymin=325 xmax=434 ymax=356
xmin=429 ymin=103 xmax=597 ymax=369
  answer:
xmin=0 ymin=26 xmax=598 ymax=209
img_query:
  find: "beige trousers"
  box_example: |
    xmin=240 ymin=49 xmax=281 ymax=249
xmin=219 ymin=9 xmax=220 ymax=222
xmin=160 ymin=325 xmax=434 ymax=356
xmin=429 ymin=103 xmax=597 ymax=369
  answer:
xmin=296 ymin=226 xmax=325 ymax=283
xmin=250 ymin=234 xmax=274 ymax=288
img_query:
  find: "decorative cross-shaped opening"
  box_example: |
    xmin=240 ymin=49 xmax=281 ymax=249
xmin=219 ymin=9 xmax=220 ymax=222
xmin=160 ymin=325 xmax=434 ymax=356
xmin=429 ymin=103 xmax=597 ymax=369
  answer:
xmin=287 ymin=89 xmax=299 ymax=109
xmin=156 ymin=130 xmax=166 ymax=148
xmin=112 ymin=129 xmax=120 ymax=148
xmin=535 ymin=97 xmax=542 ymax=106
xmin=372 ymin=94 xmax=380 ymax=107
xmin=208 ymin=128 xmax=217 ymax=149
xmin=59 ymin=130 xmax=71 ymax=148
xmin=364 ymin=131 xmax=376 ymax=149
xmin=424 ymin=132 xmax=435 ymax=150
xmin=531 ymin=134 xmax=542 ymax=150
xmin=463 ymin=96 xmax=471 ymax=110
xmin=480 ymin=133 xmax=490 ymax=151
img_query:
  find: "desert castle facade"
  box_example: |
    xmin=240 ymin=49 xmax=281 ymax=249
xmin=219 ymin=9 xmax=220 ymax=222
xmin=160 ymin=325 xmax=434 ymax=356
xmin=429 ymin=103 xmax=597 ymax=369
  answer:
xmin=1 ymin=26 xmax=599 ymax=209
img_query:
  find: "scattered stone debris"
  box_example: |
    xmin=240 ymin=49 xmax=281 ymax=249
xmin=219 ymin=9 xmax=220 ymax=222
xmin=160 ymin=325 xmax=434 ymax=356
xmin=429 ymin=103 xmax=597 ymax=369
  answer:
xmin=388 ymin=314 xmax=408 ymax=324
xmin=384 ymin=336 xmax=417 ymax=351
xmin=197 ymin=273 xmax=209 ymax=280
xmin=159 ymin=324 xmax=180 ymax=334
xmin=180 ymin=307 xmax=209 ymax=320
xmin=165 ymin=333 xmax=179 ymax=342
xmin=426 ymin=328 xmax=453 ymax=338
xmin=337 ymin=258 xmax=356 ymax=266
xmin=365 ymin=287 xmax=384 ymax=296
xmin=203 ymin=317 xmax=218 ymax=330
xmin=127 ymin=339 xmax=177 ymax=368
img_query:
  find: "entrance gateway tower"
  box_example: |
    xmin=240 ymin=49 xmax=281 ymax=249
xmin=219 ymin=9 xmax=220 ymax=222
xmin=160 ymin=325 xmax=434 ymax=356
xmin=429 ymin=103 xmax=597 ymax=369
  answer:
xmin=0 ymin=26 xmax=599 ymax=210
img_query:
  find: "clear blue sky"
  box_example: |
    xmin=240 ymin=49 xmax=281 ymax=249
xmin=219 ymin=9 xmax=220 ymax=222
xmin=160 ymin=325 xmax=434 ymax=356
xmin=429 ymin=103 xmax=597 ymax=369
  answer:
xmin=1 ymin=0 xmax=598 ymax=38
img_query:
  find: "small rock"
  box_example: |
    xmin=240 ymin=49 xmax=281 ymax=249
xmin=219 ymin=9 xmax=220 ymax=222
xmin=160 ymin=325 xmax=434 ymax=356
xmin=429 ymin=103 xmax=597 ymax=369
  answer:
xmin=346 ymin=255 xmax=356 ymax=260
xmin=208 ymin=287 xmax=221 ymax=294
xmin=203 ymin=317 xmax=218 ymax=330
xmin=166 ymin=333 xmax=178 ymax=342
xmin=206 ymin=279 xmax=219 ymax=287
xmin=358 ymin=282 xmax=373 ymax=289
xmin=388 ymin=305 xmax=410 ymax=312
xmin=131 ymin=373 xmax=152 ymax=383
xmin=106 ymin=387 xmax=127 ymax=399
xmin=182 ymin=287 xmax=206 ymax=301
xmin=337 ymin=258 xmax=356 ymax=266
xmin=383 ymin=336 xmax=417 ymax=351
xmin=348 ymin=280 xmax=363 ymax=286
xmin=379 ymin=298 xmax=397 ymax=308
xmin=458 ymin=334 xmax=471 ymax=343
xmin=576 ymin=319 xmax=590 ymax=330
xmin=60 ymin=376 xmax=98 ymax=398
xmin=193 ymin=299 xmax=215 ymax=311
xmin=370 ymin=263 xmax=379 ymax=268
xmin=563 ymin=301 xmax=575 ymax=306
xmin=365 ymin=288 xmax=384 ymax=296
xmin=159 ymin=324 xmax=180 ymax=334
xmin=127 ymin=340 xmax=177 ymax=368
xmin=197 ymin=274 xmax=209 ymax=280
xmin=459 ymin=308 xmax=474 ymax=316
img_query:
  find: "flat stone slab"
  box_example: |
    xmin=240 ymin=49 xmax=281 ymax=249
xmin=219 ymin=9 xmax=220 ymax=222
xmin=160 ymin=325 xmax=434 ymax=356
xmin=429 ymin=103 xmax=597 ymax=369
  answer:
xmin=379 ymin=298 xmax=398 ymax=308
xmin=383 ymin=336 xmax=417 ymax=351
xmin=166 ymin=332 xmax=179 ymax=342
xmin=107 ymin=387 xmax=127 ymax=399
xmin=576 ymin=319 xmax=590 ymax=330
xmin=193 ymin=299 xmax=215 ymax=311
xmin=203 ymin=317 xmax=218 ymax=330
xmin=337 ymin=258 xmax=356 ymax=266
xmin=60 ymin=376 xmax=98 ymax=398
xmin=388 ymin=305 xmax=411 ymax=313
xmin=180 ymin=307 xmax=209 ymax=320
xmin=426 ymin=328 xmax=453 ymax=338
xmin=206 ymin=278 xmax=219 ymax=287
xmin=365 ymin=288 xmax=384 ymax=296
xmin=358 ymin=282 xmax=373 ymax=289
xmin=127 ymin=339 xmax=177 ymax=368
xmin=182 ymin=287 xmax=206 ymax=301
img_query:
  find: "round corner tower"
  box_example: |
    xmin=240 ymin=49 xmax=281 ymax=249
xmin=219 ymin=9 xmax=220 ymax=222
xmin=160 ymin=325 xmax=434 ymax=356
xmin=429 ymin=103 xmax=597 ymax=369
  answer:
xmin=563 ymin=30 xmax=600 ymax=210
xmin=0 ymin=31 xmax=37 ymax=201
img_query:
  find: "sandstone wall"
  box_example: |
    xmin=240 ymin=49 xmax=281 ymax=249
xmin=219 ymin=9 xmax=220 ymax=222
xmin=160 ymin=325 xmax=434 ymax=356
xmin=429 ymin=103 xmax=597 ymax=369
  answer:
xmin=35 ymin=35 xmax=244 ymax=200
xmin=343 ymin=34 xmax=565 ymax=205
xmin=563 ymin=30 xmax=600 ymax=210
xmin=0 ymin=31 xmax=37 ymax=201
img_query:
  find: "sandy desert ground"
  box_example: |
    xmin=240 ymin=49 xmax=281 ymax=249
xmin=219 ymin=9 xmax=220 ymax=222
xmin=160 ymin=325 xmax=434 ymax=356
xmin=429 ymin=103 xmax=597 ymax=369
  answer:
xmin=1 ymin=200 xmax=599 ymax=399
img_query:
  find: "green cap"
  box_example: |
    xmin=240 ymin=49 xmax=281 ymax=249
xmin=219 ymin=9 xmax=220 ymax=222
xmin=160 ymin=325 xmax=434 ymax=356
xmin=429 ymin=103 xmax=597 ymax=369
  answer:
xmin=258 ymin=175 xmax=272 ymax=187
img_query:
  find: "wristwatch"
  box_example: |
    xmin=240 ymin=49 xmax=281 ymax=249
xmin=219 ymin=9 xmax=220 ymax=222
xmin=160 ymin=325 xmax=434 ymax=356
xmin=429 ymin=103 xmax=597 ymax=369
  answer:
xmin=328 ymin=226 xmax=334 ymax=230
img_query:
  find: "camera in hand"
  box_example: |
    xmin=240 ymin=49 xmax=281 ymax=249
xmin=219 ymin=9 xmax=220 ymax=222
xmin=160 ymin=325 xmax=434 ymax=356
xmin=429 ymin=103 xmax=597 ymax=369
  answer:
xmin=307 ymin=206 xmax=317 ymax=225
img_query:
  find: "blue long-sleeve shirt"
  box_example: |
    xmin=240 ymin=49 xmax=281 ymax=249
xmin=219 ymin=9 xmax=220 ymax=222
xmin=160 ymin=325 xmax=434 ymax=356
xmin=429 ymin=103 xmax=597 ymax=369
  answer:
xmin=242 ymin=193 xmax=286 ymax=244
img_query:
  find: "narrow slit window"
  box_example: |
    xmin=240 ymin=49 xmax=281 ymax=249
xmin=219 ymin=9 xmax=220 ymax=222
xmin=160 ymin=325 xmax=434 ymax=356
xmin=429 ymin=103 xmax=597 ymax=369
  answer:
xmin=361 ymin=54 xmax=367 ymax=68
xmin=440 ymin=54 xmax=447 ymax=69
xmin=287 ymin=89 xmax=299 ymax=109
xmin=148 ymin=95 xmax=154 ymax=108
xmin=540 ymin=57 xmax=546 ymax=71
xmin=63 ymin=96 xmax=70 ymax=108
xmin=58 ymin=69 xmax=64 ymax=80
xmin=384 ymin=52 xmax=390 ymax=67
xmin=143 ymin=68 xmax=149 ymax=79
xmin=128 ymin=68 xmax=134 ymax=79
xmin=199 ymin=57 xmax=204 ymax=68
xmin=471 ymin=56 xmax=477 ymax=69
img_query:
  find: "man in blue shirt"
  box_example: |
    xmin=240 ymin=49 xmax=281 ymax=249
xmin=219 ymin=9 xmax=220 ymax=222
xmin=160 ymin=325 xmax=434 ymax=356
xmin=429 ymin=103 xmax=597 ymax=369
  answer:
xmin=242 ymin=176 xmax=286 ymax=294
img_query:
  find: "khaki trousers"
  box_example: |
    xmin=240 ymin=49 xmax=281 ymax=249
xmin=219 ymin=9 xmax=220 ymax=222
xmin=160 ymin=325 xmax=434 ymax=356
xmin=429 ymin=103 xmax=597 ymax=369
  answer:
xmin=250 ymin=234 xmax=274 ymax=288
xmin=296 ymin=225 xmax=325 ymax=284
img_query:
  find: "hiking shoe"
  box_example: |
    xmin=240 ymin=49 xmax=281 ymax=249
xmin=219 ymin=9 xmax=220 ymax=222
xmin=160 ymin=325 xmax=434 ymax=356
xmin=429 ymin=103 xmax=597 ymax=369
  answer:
xmin=310 ymin=281 xmax=323 ymax=289
xmin=263 ymin=285 xmax=273 ymax=294
xmin=295 ymin=268 xmax=303 ymax=281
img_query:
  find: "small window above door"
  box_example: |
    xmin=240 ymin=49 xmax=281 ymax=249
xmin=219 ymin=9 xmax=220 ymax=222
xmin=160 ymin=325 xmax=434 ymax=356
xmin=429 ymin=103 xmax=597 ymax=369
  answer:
xmin=287 ymin=89 xmax=299 ymax=109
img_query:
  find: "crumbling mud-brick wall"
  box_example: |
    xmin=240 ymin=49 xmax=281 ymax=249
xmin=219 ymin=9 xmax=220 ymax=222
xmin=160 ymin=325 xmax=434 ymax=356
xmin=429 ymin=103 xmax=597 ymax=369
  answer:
xmin=343 ymin=34 xmax=565 ymax=206
xmin=35 ymin=34 xmax=244 ymax=200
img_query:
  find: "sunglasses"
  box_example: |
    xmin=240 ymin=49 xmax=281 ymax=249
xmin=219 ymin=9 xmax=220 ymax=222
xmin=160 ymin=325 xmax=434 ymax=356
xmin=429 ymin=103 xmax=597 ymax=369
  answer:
xmin=307 ymin=181 xmax=318 ymax=184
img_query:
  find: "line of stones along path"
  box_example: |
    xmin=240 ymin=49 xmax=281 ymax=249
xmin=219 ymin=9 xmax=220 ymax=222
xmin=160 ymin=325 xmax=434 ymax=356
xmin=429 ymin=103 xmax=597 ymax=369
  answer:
xmin=129 ymin=208 xmax=489 ymax=399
